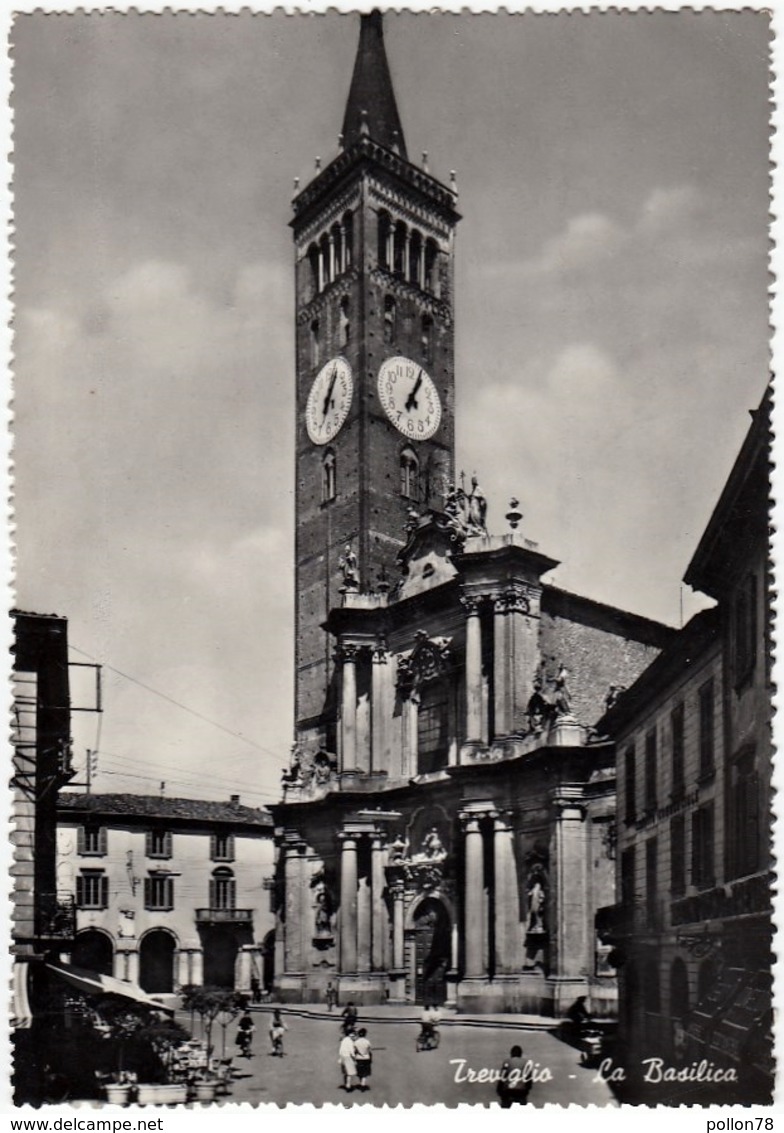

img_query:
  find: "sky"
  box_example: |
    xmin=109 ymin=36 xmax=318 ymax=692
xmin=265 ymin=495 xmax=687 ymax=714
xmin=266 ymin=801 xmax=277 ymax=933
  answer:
xmin=11 ymin=10 xmax=772 ymax=810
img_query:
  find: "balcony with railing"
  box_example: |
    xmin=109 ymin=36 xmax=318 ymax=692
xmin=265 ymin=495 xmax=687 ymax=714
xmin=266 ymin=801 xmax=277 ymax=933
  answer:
xmin=195 ymin=908 xmax=253 ymax=925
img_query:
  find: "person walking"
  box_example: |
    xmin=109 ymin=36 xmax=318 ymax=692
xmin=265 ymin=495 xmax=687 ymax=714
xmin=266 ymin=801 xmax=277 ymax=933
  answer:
xmin=326 ymin=981 xmax=336 ymax=1013
xmin=250 ymin=976 xmax=261 ymax=1004
xmin=338 ymin=1029 xmax=357 ymax=1092
xmin=341 ymin=1001 xmax=358 ymax=1035
xmin=269 ymin=1008 xmax=287 ymax=1056
xmin=236 ymin=1011 xmax=255 ymax=1058
xmin=497 ymin=1045 xmax=531 ymax=1108
xmin=353 ymin=1028 xmax=372 ymax=1092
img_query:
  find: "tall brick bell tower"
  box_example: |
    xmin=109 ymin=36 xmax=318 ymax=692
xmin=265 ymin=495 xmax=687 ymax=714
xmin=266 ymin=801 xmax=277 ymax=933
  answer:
xmin=291 ymin=12 xmax=461 ymax=754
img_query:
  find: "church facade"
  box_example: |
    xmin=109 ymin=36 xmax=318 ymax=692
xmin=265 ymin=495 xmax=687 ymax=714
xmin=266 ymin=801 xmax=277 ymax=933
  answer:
xmin=271 ymin=12 xmax=672 ymax=1014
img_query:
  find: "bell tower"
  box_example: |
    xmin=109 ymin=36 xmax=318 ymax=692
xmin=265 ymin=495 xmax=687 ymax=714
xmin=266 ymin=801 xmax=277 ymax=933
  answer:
xmin=291 ymin=12 xmax=460 ymax=752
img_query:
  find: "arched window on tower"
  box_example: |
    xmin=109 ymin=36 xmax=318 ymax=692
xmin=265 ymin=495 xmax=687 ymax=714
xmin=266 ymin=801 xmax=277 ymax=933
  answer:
xmin=308 ymin=244 xmax=320 ymax=299
xmin=421 ymin=314 xmax=433 ymax=363
xmin=339 ymin=296 xmax=350 ymax=347
xmin=409 ymin=230 xmax=423 ymax=287
xmin=210 ymin=867 xmax=236 ymax=912
xmin=424 ymin=238 xmax=438 ymax=294
xmin=310 ymin=319 xmax=320 ymax=368
xmin=342 ymin=210 xmax=354 ymax=272
xmin=383 ymin=295 xmax=396 ymax=345
xmin=400 ymin=446 xmax=419 ymax=500
xmin=378 ymin=211 xmax=391 ymax=271
xmin=322 ymin=448 xmax=336 ymax=503
xmin=394 ymin=221 xmax=407 ymax=279
xmin=320 ymin=233 xmax=331 ymax=288
xmin=331 ymin=223 xmax=342 ymax=281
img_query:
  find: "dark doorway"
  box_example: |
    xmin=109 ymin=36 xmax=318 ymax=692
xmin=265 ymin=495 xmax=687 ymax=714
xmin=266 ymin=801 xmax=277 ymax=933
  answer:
xmin=139 ymin=930 xmax=176 ymax=993
xmin=413 ymin=898 xmax=450 ymax=1005
xmin=202 ymin=928 xmax=238 ymax=988
xmin=72 ymin=929 xmax=113 ymax=976
xmin=262 ymin=930 xmax=275 ymax=993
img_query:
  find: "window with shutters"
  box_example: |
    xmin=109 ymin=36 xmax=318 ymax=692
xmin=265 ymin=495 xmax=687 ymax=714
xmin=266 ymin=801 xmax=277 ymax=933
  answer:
xmin=144 ymin=875 xmax=174 ymax=911
xmin=146 ymin=829 xmax=172 ymax=859
xmin=727 ymin=746 xmax=761 ymax=879
xmin=76 ymin=871 xmax=108 ymax=909
xmin=78 ymin=826 xmax=107 ymax=857
xmin=698 ymin=678 xmax=715 ymax=779
xmin=671 ymin=703 xmax=685 ymax=801
xmin=733 ymin=572 xmax=757 ymax=688
xmin=692 ymin=802 xmax=715 ymax=890
xmin=670 ymin=814 xmax=686 ymax=897
xmin=211 ymin=832 xmax=235 ymax=863
xmin=624 ymin=745 xmax=637 ymax=824
xmin=644 ymin=728 xmax=657 ymax=814
xmin=210 ymin=868 xmax=236 ymax=910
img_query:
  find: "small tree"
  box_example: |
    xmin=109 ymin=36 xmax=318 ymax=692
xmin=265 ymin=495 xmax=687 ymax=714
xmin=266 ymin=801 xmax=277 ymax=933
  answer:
xmin=180 ymin=987 xmax=244 ymax=1061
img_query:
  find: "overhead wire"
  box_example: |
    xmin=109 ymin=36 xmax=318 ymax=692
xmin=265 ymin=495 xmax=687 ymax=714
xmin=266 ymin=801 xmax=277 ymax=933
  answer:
xmin=68 ymin=643 xmax=290 ymax=765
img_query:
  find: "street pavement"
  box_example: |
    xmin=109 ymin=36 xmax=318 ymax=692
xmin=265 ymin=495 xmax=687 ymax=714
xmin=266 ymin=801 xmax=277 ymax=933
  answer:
xmin=207 ymin=1006 xmax=617 ymax=1107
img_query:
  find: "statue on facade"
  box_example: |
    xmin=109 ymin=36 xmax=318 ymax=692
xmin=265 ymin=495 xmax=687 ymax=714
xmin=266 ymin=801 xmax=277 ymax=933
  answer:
xmin=339 ymin=544 xmax=360 ymax=591
xmin=605 ymin=684 xmax=625 ymax=711
xmin=467 ymin=475 xmax=488 ymax=534
xmin=554 ymin=664 xmax=572 ymax=718
xmin=421 ymin=827 xmax=447 ymax=862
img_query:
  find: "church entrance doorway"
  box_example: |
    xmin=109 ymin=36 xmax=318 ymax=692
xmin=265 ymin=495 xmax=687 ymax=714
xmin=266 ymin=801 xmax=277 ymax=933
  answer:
xmin=413 ymin=898 xmax=450 ymax=1005
xmin=72 ymin=929 xmax=113 ymax=976
xmin=139 ymin=930 xmax=176 ymax=994
xmin=202 ymin=928 xmax=239 ymax=988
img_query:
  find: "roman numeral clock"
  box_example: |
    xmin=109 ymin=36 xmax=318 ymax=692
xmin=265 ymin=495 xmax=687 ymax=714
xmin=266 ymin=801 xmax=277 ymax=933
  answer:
xmin=291 ymin=13 xmax=460 ymax=748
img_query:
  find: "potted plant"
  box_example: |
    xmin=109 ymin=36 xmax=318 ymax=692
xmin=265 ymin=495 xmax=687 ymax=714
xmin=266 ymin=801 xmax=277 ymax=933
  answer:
xmin=92 ymin=998 xmax=148 ymax=1105
xmin=133 ymin=1016 xmax=190 ymax=1105
xmin=180 ymin=988 xmax=244 ymax=1103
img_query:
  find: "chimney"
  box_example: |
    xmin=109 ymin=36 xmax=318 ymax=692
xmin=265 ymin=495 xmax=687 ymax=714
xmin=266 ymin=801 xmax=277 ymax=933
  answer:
xmin=230 ymin=794 xmax=241 ymax=806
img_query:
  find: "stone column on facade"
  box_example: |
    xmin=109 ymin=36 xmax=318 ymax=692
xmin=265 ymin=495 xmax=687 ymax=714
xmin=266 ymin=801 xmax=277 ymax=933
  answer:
xmin=371 ymin=836 xmax=387 ymax=971
xmin=283 ymin=838 xmax=306 ymax=974
xmin=552 ymin=796 xmax=589 ymax=1008
xmin=116 ymin=948 xmax=139 ymax=984
xmin=339 ymin=644 xmax=358 ymax=773
xmin=391 ymin=881 xmax=405 ymax=970
xmin=371 ymin=642 xmax=391 ymax=774
xmin=462 ymin=816 xmax=485 ymax=978
xmin=339 ymin=834 xmax=358 ymax=974
xmin=339 ymin=224 xmax=347 ymax=273
xmin=318 ymin=246 xmax=326 ymax=292
xmin=177 ymin=949 xmax=196 ymax=989
xmin=493 ymin=594 xmax=510 ymax=737
xmin=462 ymin=596 xmax=483 ymax=744
xmin=493 ymin=812 xmax=522 ymax=974
xmin=357 ymin=843 xmax=372 ymax=974
xmin=237 ymin=946 xmax=254 ymax=990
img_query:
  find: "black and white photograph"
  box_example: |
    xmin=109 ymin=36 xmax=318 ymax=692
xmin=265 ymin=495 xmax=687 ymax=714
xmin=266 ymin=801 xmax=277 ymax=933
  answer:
xmin=8 ymin=6 xmax=775 ymax=1111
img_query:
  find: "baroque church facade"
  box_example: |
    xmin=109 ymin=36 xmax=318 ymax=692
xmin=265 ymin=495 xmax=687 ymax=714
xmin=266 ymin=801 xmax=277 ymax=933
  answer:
xmin=271 ymin=12 xmax=672 ymax=1013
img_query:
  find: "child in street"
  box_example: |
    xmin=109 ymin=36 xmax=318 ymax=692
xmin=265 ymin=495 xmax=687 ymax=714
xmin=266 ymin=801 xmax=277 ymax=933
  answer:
xmin=353 ymin=1028 xmax=372 ymax=1091
xmin=269 ymin=1008 xmax=287 ymax=1056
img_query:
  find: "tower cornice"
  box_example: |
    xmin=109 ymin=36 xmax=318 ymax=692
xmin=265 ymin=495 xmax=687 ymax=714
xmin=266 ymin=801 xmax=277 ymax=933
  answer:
xmin=291 ymin=139 xmax=460 ymax=235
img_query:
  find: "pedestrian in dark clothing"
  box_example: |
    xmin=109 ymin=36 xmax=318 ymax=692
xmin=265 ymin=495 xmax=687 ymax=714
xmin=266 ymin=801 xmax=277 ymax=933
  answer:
xmin=326 ymin=981 xmax=336 ymax=1012
xmin=354 ymin=1028 xmax=372 ymax=1091
xmin=341 ymin=1002 xmax=358 ymax=1035
xmin=250 ymin=976 xmax=261 ymax=1004
xmin=497 ymin=1045 xmax=531 ymax=1108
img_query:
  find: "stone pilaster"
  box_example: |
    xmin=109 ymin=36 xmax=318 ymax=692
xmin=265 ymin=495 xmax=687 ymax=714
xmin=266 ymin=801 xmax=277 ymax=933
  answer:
xmin=401 ymin=689 xmax=419 ymax=778
xmin=339 ymin=833 xmax=358 ymax=974
xmin=283 ymin=838 xmax=307 ymax=974
xmin=339 ymin=644 xmax=358 ymax=773
xmin=371 ymin=641 xmax=391 ymax=774
xmin=461 ymin=595 xmax=483 ymax=746
xmin=552 ymin=794 xmax=590 ymax=1010
xmin=371 ymin=836 xmax=387 ymax=971
xmin=462 ymin=815 xmax=485 ymax=977
xmin=357 ymin=855 xmax=372 ymax=974
xmin=493 ymin=812 xmax=522 ymax=974
xmin=493 ymin=594 xmax=510 ymax=736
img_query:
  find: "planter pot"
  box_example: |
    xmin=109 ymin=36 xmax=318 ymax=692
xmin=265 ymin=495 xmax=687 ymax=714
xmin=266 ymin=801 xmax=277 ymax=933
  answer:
xmin=136 ymin=1083 xmax=189 ymax=1105
xmin=104 ymin=1084 xmax=133 ymax=1106
xmin=193 ymin=1081 xmax=218 ymax=1103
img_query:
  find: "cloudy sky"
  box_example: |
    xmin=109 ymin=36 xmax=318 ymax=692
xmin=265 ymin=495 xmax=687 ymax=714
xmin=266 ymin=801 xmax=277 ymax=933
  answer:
xmin=11 ymin=10 xmax=771 ymax=808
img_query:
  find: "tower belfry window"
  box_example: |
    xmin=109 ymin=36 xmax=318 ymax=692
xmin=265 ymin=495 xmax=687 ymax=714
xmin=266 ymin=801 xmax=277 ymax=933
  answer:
xmin=409 ymin=230 xmax=423 ymax=287
xmin=400 ymin=446 xmax=419 ymax=500
xmin=424 ymin=239 xmax=438 ymax=294
xmin=378 ymin=211 xmax=392 ymax=271
xmin=384 ymin=295 xmax=396 ymax=344
xmin=394 ymin=221 xmax=407 ymax=279
xmin=339 ymin=296 xmax=350 ymax=347
xmin=342 ymin=210 xmax=354 ymax=271
xmin=311 ymin=319 xmax=321 ymax=368
xmin=421 ymin=314 xmax=433 ymax=362
xmin=322 ymin=449 xmax=337 ymax=503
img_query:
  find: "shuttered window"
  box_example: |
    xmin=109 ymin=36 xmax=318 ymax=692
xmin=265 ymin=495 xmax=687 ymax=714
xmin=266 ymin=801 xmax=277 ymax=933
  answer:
xmin=144 ymin=875 xmax=174 ymax=911
xmin=210 ymin=832 xmax=235 ymax=862
xmin=146 ymin=830 xmax=172 ymax=859
xmin=76 ymin=872 xmax=108 ymax=908
xmin=77 ymin=826 xmax=107 ymax=856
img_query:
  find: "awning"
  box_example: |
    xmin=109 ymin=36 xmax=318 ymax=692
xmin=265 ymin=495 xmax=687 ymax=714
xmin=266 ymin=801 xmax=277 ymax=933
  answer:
xmin=45 ymin=961 xmax=175 ymax=1014
xmin=12 ymin=961 xmax=32 ymax=1029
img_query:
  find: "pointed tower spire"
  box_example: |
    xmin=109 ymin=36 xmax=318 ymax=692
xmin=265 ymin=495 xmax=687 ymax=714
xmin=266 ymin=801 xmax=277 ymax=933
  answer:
xmin=341 ymin=11 xmax=407 ymax=160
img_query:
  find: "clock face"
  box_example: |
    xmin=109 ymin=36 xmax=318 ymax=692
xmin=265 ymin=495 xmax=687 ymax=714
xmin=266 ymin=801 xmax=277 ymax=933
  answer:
xmin=305 ymin=357 xmax=354 ymax=444
xmin=377 ymin=356 xmax=442 ymax=440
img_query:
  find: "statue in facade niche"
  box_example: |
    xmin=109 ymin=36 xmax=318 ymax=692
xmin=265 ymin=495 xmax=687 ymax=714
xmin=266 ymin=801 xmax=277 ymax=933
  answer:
xmin=554 ymin=664 xmax=572 ymax=717
xmin=421 ymin=827 xmax=447 ymax=862
xmin=467 ymin=475 xmax=487 ymax=534
xmin=525 ymin=866 xmax=547 ymax=933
